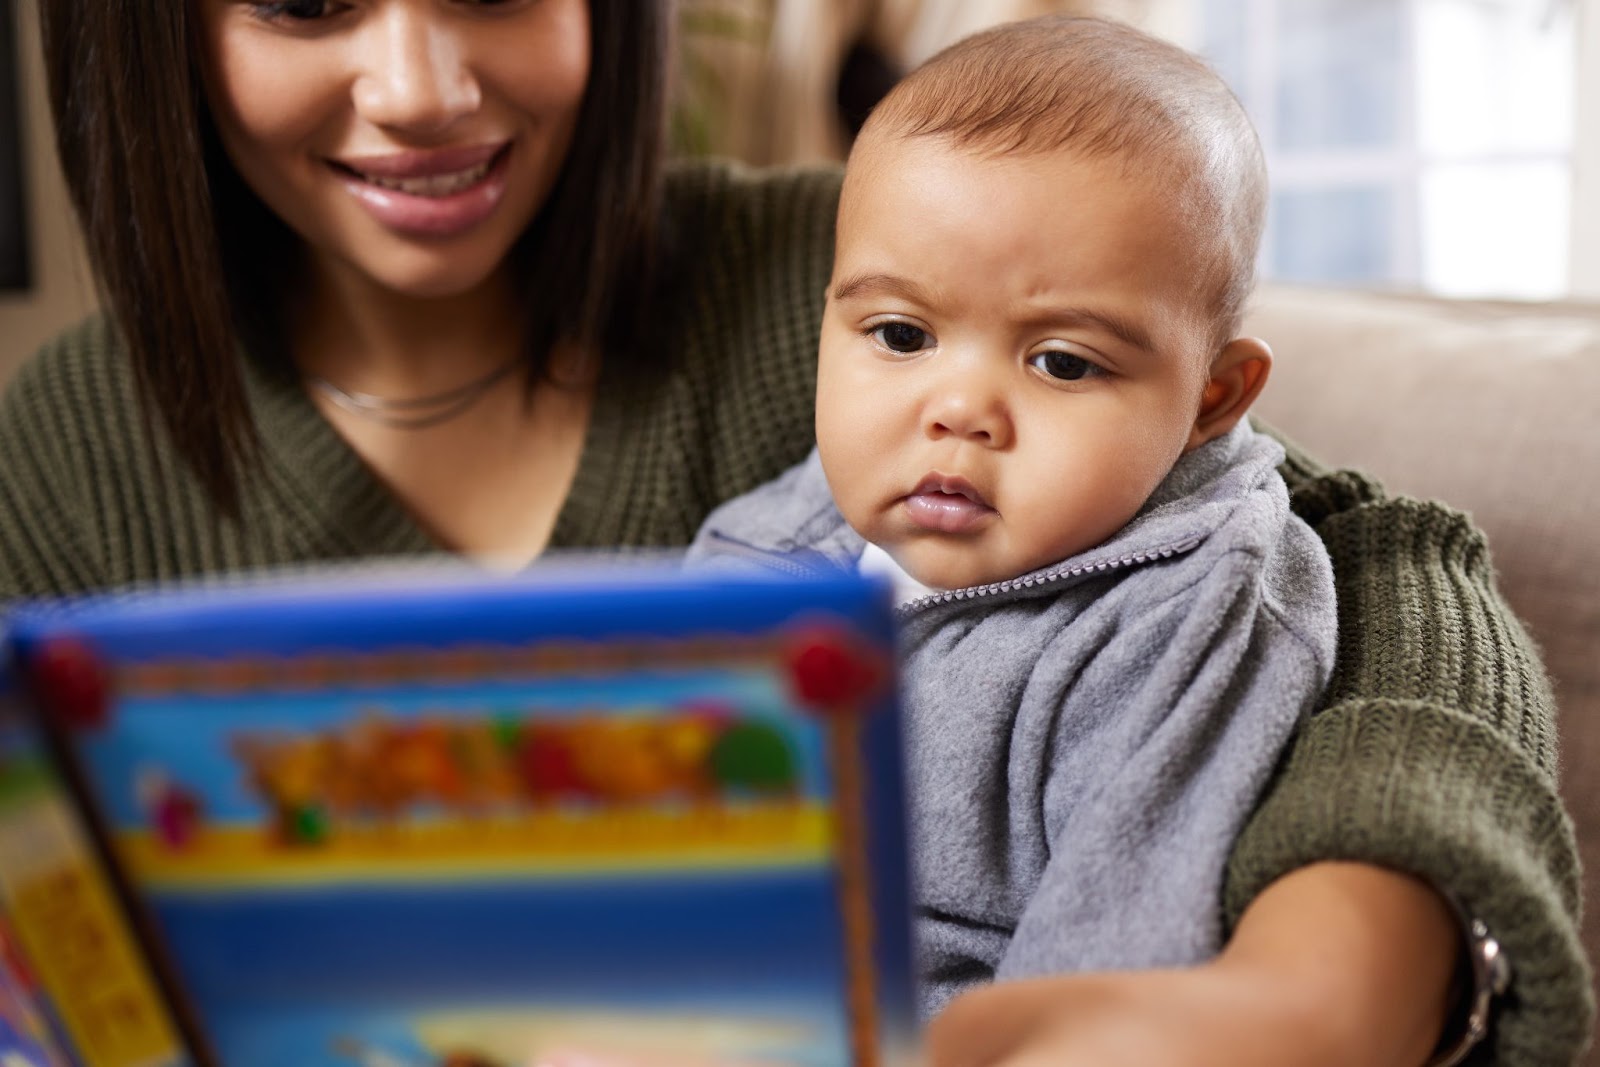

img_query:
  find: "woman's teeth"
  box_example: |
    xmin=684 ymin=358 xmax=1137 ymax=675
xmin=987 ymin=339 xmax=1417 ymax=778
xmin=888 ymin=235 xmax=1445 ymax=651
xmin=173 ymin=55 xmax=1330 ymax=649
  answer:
xmin=358 ymin=160 xmax=492 ymax=197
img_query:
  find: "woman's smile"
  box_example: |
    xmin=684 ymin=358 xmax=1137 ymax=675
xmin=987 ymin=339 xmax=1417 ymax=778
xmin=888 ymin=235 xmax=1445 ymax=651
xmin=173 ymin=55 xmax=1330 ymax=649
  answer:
xmin=329 ymin=141 xmax=513 ymax=239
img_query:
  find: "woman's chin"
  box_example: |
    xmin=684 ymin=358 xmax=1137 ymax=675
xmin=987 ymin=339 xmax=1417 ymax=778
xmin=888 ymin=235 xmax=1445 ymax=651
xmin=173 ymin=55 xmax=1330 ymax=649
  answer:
xmin=324 ymin=243 xmax=515 ymax=304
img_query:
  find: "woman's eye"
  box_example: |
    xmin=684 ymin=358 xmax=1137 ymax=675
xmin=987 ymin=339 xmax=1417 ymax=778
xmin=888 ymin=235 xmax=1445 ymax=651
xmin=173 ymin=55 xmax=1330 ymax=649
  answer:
xmin=1030 ymin=350 xmax=1101 ymax=381
xmin=248 ymin=0 xmax=340 ymax=22
xmin=871 ymin=323 xmax=932 ymax=354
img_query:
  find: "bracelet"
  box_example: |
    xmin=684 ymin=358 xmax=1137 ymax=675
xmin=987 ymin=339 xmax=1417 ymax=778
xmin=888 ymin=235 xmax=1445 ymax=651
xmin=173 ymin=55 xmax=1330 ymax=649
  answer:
xmin=1424 ymin=916 xmax=1513 ymax=1067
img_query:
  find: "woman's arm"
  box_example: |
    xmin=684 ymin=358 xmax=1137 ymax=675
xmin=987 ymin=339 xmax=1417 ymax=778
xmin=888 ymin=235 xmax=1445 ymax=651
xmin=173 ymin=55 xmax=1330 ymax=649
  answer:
xmin=1222 ymin=433 xmax=1592 ymax=1065
xmin=928 ymin=862 xmax=1458 ymax=1067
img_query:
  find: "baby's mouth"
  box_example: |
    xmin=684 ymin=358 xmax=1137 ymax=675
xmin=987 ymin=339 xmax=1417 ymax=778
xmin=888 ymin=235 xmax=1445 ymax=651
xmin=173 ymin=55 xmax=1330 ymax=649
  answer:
xmin=910 ymin=473 xmax=992 ymax=509
xmin=901 ymin=473 xmax=996 ymax=534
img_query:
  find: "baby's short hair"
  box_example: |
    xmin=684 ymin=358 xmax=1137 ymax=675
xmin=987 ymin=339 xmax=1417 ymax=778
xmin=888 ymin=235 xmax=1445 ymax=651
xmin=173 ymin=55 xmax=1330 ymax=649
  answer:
xmin=861 ymin=16 xmax=1267 ymax=348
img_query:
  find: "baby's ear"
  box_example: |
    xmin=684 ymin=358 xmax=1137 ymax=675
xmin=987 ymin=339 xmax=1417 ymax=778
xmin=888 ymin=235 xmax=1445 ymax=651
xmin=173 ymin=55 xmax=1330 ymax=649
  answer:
xmin=1185 ymin=336 xmax=1272 ymax=452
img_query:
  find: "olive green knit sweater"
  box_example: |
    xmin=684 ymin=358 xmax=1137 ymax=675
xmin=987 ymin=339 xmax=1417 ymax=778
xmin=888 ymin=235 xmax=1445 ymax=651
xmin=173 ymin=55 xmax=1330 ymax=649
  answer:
xmin=0 ymin=161 xmax=1590 ymax=1064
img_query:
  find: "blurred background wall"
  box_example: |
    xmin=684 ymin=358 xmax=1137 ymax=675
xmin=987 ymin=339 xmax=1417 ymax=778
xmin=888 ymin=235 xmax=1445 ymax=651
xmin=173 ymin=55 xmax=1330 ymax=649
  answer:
xmin=0 ymin=0 xmax=92 ymax=380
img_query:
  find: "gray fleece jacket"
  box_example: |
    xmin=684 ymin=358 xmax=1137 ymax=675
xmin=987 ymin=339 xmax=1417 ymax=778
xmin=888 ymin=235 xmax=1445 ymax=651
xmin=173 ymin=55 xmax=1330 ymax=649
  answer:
xmin=687 ymin=422 xmax=1337 ymax=1016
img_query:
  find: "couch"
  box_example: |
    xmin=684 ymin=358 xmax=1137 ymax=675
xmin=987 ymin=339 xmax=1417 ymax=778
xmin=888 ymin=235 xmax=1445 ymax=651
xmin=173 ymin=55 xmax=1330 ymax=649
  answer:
xmin=1243 ymin=283 xmax=1599 ymax=1062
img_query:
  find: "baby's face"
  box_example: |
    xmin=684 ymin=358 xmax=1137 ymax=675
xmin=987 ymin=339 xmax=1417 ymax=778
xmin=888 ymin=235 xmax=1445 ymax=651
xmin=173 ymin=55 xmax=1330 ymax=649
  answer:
xmin=817 ymin=136 xmax=1218 ymax=590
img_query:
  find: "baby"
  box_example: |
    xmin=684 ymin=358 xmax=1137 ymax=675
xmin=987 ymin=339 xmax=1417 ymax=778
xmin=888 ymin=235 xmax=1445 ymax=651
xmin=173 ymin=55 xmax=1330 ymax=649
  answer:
xmin=689 ymin=15 xmax=1335 ymax=1019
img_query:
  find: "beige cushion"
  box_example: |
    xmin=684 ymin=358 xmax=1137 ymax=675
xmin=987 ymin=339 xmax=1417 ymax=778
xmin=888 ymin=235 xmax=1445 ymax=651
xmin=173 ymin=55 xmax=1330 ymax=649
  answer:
xmin=1244 ymin=283 xmax=1600 ymax=1049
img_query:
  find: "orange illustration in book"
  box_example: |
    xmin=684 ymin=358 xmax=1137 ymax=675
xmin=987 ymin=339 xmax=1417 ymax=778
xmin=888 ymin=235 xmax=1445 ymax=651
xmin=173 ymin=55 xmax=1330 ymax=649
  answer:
xmin=226 ymin=707 xmax=803 ymax=845
xmin=451 ymin=721 xmax=522 ymax=810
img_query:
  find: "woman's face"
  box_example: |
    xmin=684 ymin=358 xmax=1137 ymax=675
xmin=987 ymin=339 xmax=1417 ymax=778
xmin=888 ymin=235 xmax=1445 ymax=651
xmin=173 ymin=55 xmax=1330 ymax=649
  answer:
xmin=196 ymin=0 xmax=590 ymax=301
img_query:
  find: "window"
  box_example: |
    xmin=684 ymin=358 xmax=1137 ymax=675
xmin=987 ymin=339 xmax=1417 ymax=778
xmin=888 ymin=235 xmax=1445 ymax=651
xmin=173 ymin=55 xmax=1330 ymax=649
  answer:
xmin=1190 ymin=0 xmax=1579 ymax=299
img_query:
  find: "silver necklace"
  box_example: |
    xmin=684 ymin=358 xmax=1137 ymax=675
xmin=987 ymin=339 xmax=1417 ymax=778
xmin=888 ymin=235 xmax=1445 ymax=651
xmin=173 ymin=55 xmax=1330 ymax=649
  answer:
xmin=309 ymin=359 xmax=521 ymax=430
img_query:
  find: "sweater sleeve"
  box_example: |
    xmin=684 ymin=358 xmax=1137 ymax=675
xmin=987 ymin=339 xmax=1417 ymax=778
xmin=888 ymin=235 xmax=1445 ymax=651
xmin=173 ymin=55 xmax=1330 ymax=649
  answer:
xmin=1225 ymin=434 xmax=1593 ymax=1066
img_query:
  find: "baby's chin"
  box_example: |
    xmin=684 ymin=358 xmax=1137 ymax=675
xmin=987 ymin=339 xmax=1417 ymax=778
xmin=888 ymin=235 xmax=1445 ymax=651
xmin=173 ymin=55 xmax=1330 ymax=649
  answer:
xmin=848 ymin=512 xmax=1050 ymax=591
xmin=893 ymin=543 xmax=1040 ymax=593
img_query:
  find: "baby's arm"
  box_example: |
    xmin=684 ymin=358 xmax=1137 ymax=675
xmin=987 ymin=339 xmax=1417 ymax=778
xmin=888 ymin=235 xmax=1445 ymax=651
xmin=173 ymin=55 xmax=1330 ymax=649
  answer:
xmin=927 ymin=861 xmax=1458 ymax=1067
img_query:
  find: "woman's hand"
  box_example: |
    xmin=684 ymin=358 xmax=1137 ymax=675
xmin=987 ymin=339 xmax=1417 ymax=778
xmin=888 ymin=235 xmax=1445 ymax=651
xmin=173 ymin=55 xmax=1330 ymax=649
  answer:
xmin=928 ymin=862 xmax=1461 ymax=1067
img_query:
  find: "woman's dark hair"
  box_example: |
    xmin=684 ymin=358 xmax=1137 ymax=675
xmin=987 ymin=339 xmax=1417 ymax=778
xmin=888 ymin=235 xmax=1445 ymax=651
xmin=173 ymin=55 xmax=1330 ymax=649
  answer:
xmin=40 ymin=0 xmax=671 ymax=514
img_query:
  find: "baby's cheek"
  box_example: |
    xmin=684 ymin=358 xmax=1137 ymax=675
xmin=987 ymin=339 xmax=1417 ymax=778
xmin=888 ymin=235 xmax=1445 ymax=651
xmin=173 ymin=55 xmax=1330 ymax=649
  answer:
xmin=814 ymin=374 xmax=889 ymax=471
xmin=817 ymin=446 xmax=878 ymax=537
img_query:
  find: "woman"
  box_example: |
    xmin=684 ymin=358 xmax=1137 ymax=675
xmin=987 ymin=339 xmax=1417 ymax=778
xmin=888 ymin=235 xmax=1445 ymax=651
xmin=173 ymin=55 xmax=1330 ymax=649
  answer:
xmin=0 ymin=2 xmax=1587 ymax=1064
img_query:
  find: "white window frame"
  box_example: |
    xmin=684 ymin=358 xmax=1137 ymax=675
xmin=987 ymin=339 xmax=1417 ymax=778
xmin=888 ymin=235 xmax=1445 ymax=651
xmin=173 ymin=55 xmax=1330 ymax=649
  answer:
xmin=1148 ymin=0 xmax=1596 ymax=298
xmin=1571 ymin=0 xmax=1600 ymax=297
xmin=1238 ymin=0 xmax=1421 ymax=285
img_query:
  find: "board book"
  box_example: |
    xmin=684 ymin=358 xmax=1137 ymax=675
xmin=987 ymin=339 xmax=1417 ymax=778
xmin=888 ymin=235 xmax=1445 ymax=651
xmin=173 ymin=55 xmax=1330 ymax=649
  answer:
xmin=0 ymin=566 xmax=916 ymax=1067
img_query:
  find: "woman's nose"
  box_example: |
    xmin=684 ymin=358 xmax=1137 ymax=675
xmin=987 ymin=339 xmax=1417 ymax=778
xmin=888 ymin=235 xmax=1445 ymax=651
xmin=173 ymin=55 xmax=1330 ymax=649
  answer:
xmin=922 ymin=364 xmax=1014 ymax=449
xmin=350 ymin=8 xmax=482 ymax=134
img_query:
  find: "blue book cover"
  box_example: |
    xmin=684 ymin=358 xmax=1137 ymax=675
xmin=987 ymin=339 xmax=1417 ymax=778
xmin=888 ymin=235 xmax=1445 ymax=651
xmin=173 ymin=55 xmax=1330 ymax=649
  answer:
xmin=3 ymin=566 xmax=917 ymax=1067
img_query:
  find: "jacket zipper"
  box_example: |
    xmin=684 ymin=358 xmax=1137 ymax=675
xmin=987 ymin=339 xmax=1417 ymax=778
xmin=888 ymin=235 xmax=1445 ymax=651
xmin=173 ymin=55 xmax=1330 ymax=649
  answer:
xmin=895 ymin=535 xmax=1205 ymax=618
xmin=702 ymin=529 xmax=1207 ymax=620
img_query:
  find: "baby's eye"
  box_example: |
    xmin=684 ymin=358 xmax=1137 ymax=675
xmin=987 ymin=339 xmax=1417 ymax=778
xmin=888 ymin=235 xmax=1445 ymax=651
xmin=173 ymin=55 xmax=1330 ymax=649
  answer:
xmin=872 ymin=323 xmax=933 ymax=354
xmin=1029 ymin=350 xmax=1102 ymax=382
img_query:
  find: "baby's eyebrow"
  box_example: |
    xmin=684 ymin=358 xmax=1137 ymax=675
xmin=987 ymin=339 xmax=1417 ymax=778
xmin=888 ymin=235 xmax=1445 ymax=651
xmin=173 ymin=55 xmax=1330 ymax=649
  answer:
xmin=1020 ymin=306 xmax=1155 ymax=353
xmin=830 ymin=272 xmax=936 ymax=306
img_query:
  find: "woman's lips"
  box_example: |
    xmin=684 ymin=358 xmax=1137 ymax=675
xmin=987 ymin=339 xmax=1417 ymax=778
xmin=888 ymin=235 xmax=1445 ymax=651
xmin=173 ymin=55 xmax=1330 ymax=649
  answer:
xmin=331 ymin=143 xmax=511 ymax=239
xmin=901 ymin=473 xmax=996 ymax=534
xmin=337 ymin=142 xmax=505 ymax=179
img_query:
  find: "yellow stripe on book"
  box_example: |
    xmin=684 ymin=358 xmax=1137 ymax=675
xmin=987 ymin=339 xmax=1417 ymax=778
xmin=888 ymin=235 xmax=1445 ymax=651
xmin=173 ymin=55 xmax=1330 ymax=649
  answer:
xmin=122 ymin=801 xmax=836 ymax=890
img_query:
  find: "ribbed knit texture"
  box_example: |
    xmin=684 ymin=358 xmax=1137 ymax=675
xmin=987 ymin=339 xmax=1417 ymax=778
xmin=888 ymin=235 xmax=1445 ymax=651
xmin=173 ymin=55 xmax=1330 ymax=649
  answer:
xmin=0 ymin=161 xmax=1590 ymax=1064
xmin=1238 ymin=446 xmax=1592 ymax=1065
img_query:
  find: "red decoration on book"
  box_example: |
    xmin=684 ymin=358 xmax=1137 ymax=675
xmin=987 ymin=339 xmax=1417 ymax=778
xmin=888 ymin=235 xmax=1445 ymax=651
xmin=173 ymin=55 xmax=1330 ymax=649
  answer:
xmin=27 ymin=636 xmax=112 ymax=731
xmin=154 ymin=786 xmax=204 ymax=850
xmin=784 ymin=626 xmax=885 ymax=714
